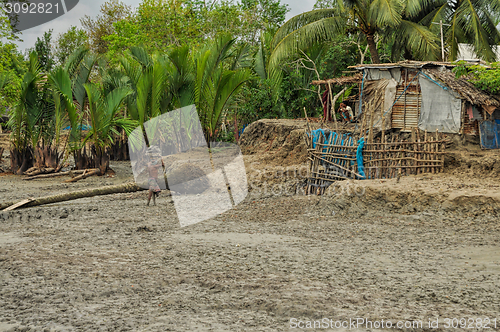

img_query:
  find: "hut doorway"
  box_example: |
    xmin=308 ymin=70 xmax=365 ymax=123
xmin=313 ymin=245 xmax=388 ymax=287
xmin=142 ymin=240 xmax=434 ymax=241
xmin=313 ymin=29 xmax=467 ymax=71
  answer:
xmin=391 ymin=69 xmax=421 ymax=132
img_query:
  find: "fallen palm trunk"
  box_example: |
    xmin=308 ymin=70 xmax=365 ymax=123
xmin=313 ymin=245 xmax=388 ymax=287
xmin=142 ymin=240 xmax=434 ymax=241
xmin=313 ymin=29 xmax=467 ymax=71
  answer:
xmin=64 ymin=168 xmax=101 ymax=183
xmin=0 ymin=182 xmax=145 ymax=211
xmin=23 ymin=169 xmax=88 ymax=180
xmin=24 ymin=167 xmax=55 ymax=177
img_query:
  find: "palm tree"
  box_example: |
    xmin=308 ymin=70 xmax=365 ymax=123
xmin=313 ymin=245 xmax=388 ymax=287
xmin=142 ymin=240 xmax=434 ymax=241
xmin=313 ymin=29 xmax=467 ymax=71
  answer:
xmin=7 ymin=51 xmax=68 ymax=174
xmin=193 ymin=35 xmax=254 ymax=141
xmin=410 ymin=0 xmax=500 ymax=61
xmin=51 ymin=47 xmax=137 ymax=172
xmin=82 ymin=83 xmax=135 ymax=173
xmin=269 ymin=0 xmax=438 ymax=66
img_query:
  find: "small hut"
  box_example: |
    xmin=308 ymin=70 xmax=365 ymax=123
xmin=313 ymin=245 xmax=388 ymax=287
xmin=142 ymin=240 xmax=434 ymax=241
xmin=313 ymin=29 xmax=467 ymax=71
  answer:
xmin=348 ymin=61 xmax=500 ymax=136
xmin=311 ymin=73 xmax=362 ymax=121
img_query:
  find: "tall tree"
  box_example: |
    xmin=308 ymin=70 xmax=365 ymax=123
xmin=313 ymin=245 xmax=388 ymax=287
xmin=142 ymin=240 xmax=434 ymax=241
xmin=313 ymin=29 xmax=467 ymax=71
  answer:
xmin=415 ymin=0 xmax=500 ymax=61
xmin=34 ymin=30 xmax=55 ymax=72
xmin=80 ymin=0 xmax=132 ymax=54
xmin=270 ymin=0 xmax=438 ymax=66
xmin=54 ymin=26 xmax=89 ymax=65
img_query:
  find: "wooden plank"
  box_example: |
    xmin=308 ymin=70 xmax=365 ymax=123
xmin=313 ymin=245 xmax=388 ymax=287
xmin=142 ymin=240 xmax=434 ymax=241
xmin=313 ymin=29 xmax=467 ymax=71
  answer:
xmin=3 ymin=198 xmax=34 ymax=211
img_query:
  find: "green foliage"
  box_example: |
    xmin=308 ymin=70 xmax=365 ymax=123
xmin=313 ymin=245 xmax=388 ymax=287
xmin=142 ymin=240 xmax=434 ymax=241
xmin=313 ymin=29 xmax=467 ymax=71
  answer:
xmin=81 ymin=0 xmax=132 ymax=54
xmin=34 ymin=30 xmax=55 ymax=72
xmin=105 ymin=0 xmax=289 ymax=57
xmin=54 ymin=26 xmax=89 ymax=65
xmin=453 ymin=61 xmax=500 ymax=95
xmin=0 ymin=42 xmax=26 ymax=110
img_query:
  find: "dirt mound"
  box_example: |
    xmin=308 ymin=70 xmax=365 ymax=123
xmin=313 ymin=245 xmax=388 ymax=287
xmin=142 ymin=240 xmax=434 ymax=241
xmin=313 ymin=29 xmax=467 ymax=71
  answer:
xmin=318 ymin=173 xmax=500 ymax=219
xmin=445 ymin=149 xmax=500 ymax=178
xmin=239 ymin=119 xmax=310 ymax=166
xmin=166 ymin=163 xmax=209 ymax=194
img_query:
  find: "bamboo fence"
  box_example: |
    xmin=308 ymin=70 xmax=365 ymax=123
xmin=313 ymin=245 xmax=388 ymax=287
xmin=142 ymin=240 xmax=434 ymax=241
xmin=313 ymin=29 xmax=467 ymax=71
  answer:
xmin=306 ymin=128 xmax=447 ymax=195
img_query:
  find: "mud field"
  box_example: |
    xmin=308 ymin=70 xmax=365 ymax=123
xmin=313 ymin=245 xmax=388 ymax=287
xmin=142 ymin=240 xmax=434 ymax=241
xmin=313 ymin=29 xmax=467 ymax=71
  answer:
xmin=1 ymin=120 xmax=500 ymax=332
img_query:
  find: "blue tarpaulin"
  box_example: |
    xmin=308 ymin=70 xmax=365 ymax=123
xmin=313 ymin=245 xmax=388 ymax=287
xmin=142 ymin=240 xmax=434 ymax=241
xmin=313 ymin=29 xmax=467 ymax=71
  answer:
xmin=479 ymin=121 xmax=500 ymax=149
xmin=63 ymin=125 xmax=91 ymax=131
xmin=308 ymin=130 xmax=365 ymax=179
xmin=310 ymin=129 xmax=327 ymax=149
xmin=356 ymin=138 xmax=366 ymax=179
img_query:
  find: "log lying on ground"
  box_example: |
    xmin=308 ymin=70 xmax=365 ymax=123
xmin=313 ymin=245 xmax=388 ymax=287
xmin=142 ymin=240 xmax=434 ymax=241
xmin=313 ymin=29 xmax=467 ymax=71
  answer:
xmin=23 ymin=169 xmax=87 ymax=180
xmin=24 ymin=167 xmax=55 ymax=177
xmin=64 ymin=168 xmax=100 ymax=183
xmin=0 ymin=182 xmax=145 ymax=211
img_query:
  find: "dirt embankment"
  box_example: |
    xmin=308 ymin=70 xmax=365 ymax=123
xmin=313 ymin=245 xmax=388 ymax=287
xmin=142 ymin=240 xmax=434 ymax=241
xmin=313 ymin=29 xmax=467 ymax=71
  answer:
xmin=239 ymin=119 xmax=500 ymax=218
xmin=239 ymin=119 xmax=311 ymax=166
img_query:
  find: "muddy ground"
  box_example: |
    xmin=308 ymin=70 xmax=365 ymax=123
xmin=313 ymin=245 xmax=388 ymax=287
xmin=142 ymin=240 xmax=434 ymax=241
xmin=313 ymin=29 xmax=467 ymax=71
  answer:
xmin=1 ymin=120 xmax=500 ymax=331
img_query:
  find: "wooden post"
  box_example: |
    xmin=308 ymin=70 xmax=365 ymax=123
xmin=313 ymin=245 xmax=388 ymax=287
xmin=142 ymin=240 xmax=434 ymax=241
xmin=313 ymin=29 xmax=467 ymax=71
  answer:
xmin=441 ymin=134 xmax=445 ymax=173
xmin=368 ymin=100 xmax=375 ymax=144
xmin=327 ymin=82 xmax=339 ymax=133
xmin=424 ymin=130 xmax=428 ymax=173
xmin=411 ymin=128 xmax=416 ymax=175
xmin=435 ymin=129 xmax=439 ymax=173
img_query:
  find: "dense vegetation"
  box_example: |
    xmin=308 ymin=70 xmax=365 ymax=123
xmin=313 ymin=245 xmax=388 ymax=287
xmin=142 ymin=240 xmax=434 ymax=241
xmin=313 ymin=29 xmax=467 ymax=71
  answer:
xmin=0 ymin=0 xmax=499 ymax=173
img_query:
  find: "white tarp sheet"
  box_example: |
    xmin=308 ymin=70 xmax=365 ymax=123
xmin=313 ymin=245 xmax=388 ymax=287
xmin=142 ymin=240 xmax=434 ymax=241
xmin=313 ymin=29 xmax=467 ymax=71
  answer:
xmin=418 ymin=74 xmax=462 ymax=133
xmin=366 ymin=68 xmax=401 ymax=82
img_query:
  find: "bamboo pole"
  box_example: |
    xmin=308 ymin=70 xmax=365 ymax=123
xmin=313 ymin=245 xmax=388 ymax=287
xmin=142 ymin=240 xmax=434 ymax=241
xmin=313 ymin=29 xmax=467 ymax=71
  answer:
xmin=435 ymin=129 xmax=439 ymax=173
xmin=362 ymin=149 xmax=446 ymax=154
xmin=416 ymin=128 xmax=421 ymax=175
xmin=64 ymin=168 xmax=101 ymax=183
xmin=425 ymin=130 xmax=429 ymax=173
xmin=441 ymin=134 xmax=445 ymax=173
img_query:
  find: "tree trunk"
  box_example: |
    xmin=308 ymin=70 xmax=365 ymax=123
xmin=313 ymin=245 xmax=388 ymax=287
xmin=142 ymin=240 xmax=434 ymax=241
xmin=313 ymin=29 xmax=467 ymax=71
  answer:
xmin=10 ymin=146 xmax=33 ymax=175
xmin=64 ymin=168 xmax=100 ymax=183
xmin=23 ymin=169 xmax=88 ymax=180
xmin=0 ymin=182 xmax=145 ymax=211
xmin=366 ymin=34 xmax=380 ymax=64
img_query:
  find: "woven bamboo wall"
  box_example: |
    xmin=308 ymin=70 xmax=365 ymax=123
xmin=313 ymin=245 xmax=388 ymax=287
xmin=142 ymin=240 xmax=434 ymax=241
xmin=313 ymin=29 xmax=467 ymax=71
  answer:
xmin=306 ymin=128 xmax=447 ymax=195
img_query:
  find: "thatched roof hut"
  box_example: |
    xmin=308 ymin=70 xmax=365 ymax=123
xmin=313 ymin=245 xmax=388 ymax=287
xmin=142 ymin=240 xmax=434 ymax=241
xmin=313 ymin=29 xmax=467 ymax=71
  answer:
xmin=349 ymin=61 xmax=500 ymax=135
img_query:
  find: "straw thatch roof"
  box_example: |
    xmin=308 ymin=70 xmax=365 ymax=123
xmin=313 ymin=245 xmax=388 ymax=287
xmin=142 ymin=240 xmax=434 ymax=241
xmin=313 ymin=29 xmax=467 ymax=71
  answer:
xmin=424 ymin=68 xmax=500 ymax=107
xmin=311 ymin=73 xmax=362 ymax=86
xmin=348 ymin=60 xmax=459 ymax=70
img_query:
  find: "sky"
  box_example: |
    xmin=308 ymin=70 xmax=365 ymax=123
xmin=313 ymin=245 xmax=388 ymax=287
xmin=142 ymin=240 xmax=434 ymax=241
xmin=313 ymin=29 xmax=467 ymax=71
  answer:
xmin=11 ymin=0 xmax=317 ymax=52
